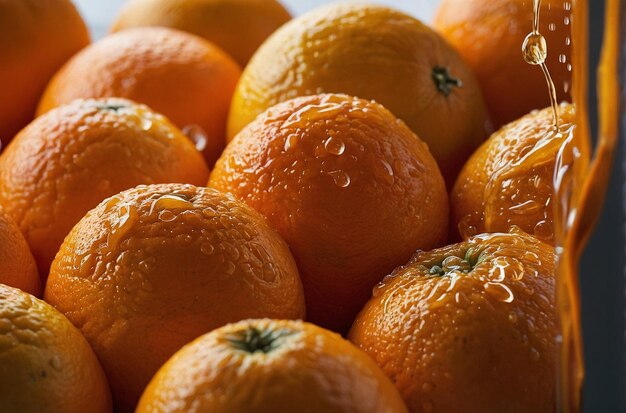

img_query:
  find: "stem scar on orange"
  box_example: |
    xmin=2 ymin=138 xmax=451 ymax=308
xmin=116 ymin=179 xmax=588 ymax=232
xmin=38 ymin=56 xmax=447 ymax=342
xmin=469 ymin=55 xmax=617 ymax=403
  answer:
xmin=137 ymin=319 xmax=409 ymax=413
xmin=350 ymin=229 xmax=557 ymax=413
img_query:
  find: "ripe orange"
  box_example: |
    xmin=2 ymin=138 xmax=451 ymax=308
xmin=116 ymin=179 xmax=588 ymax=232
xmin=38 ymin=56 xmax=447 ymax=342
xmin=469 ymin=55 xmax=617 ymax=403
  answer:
xmin=137 ymin=319 xmax=408 ymax=413
xmin=0 ymin=0 xmax=90 ymax=145
xmin=227 ymin=3 xmax=490 ymax=185
xmin=0 ymin=206 xmax=40 ymax=296
xmin=0 ymin=98 xmax=209 ymax=277
xmin=210 ymin=94 xmax=448 ymax=333
xmin=349 ymin=229 xmax=557 ymax=413
xmin=451 ymin=104 xmax=574 ymax=244
xmin=0 ymin=284 xmax=111 ymax=413
xmin=111 ymin=0 xmax=292 ymax=67
xmin=434 ymin=0 xmax=572 ymax=128
xmin=44 ymin=183 xmax=305 ymax=412
xmin=37 ymin=27 xmax=241 ymax=166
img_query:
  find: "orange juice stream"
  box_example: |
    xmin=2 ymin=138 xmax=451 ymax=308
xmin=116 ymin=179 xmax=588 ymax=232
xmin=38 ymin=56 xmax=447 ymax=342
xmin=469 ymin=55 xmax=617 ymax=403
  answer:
xmin=525 ymin=0 xmax=621 ymax=411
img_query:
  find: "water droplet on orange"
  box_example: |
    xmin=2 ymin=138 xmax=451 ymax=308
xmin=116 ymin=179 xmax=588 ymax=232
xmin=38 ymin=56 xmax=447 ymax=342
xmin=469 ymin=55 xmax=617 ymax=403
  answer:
xmin=324 ymin=136 xmax=345 ymax=155
xmin=328 ymin=170 xmax=351 ymax=188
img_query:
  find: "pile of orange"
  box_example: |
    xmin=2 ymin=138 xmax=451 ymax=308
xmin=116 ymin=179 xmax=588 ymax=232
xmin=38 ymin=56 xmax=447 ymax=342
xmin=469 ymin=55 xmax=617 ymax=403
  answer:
xmin=0 ymin=0 xmax=575 ymax=412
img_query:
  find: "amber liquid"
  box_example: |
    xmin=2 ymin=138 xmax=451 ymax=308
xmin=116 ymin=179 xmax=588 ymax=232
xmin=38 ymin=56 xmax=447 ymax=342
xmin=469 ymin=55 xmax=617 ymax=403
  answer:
xmin=540 ymin=0 xmax=622 ymax=411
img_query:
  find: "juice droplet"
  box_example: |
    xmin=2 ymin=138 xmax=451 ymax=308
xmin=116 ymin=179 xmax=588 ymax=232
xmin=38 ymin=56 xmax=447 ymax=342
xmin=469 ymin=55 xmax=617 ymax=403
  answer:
xmin=182 ymin=124 xmax=208 ymax=152
xmin=324 ymin=136 xmax=345 ymax=155
xmin=284 ymin=134 xmax=299 ymax=151
xmin=201 ymin=243 xmax=215 ymax=255
xmin=149 ymin=194 xmax=193 ymax=215
xmin=158 ymin=210 xmax=176 ymax=222
xmin=522 ymin=33 xmax=548 ymax=65
xmin=484 ymin=282 xmax=515 ymax=303
xmin=328 ymin=170 xmax=351 ymax=188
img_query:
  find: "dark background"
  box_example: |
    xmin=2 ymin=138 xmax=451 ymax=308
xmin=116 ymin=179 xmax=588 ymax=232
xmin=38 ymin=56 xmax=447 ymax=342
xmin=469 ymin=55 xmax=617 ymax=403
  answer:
xmin=581 ymin=1 xmax=625 ymax=411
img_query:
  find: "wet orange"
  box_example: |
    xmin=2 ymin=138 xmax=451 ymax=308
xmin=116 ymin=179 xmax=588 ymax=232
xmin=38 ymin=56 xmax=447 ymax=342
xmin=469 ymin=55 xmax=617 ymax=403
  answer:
xmin=0 ymin=0 xmax=90 ymax=145
xmin=0 ymin=284 xmax=111 ymax=413
xmin=137 ymin=319 xmax=408 ymax=413
xmin=349 ymin=230 xmax=557 ymax=413
xmin=451 ymin=104 xmax=574 ymax=244
xmin=434 ymin=0 xmax=572 ymax=128
xmin=0 ymin=98 xmax=209 ymax=277
xmin=44 ymin=183 xmax=305 ymax=412
xmin=210 ymin=94 xmax=448 ymax=333
xmin=37 ymin=27 xmax=241 ymax=166
xmin=111 ymin=0 xmax=292 ymax=67
xmin=227 ymin=3 xmax=490 ymax=185
xmin=0 ymin=206 xmax=40 ymax=296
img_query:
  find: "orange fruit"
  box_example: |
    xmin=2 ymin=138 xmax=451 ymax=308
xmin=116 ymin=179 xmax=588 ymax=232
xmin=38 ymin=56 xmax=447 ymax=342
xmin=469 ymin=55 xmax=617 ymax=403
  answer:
xmin=434 ymin=0 xmax=572 ymax=128
xmin=349 ymin=229 xmax=557 ymax=413
xmin=37 ymin=27 xmax=241 ymax=166
xmin=0 ymin=98 xmax=209 ymax=277
xmin=0 ymin=206 xmax=40 ymax=296
xmin=451 ymin=104 xmax=574 ymax=244
xmin=227 ymin=3 xmax=490 ymax=186
xmin=111 ymin=0 xmax=292 ymax=67
xmin=137 ymin=319 xmax=408 ymax=413
xmin=0 ymin=0 xmax=90 ymax=146
xmin=0 ymin=284 xmax=111 ymax=413
xmin=210 ymin=94 xmax=449 ymax=333
xmin=44 ymin=183 xmax=305 ymax=412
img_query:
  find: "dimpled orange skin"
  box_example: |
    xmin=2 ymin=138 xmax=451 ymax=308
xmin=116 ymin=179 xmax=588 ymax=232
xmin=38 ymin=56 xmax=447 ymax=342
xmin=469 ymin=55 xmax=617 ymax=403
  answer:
xmin=137 ymin=319 xmax=408 ymax=413
xmin=37 ymin=27 xmax=241 ymax=166
xmin=0 ymin=284 xmax=112 ymax=413
xmin=434 ymin=0 xmax=572 ymax=129
xmin=0 ymin=206 xmax=40 ymax=296
xmin=451 ymin=104 xmax=574 ymax=244
xmin=210 ymin=94 xmax=449 ymax=333
xmin=0 ymin=0 xmax=90 ymax=145
xmin=227 ymin=3 xmax=490 ymax=186
xmin=44 ymin=183 xmax=305 ymax=412
xmin=110 ymin=0 xmax=291 ymax=67
xmin=0 ymin=98 xmax=209 ymax=278
xmin=349 ymin=231 xmax=557 ymax=413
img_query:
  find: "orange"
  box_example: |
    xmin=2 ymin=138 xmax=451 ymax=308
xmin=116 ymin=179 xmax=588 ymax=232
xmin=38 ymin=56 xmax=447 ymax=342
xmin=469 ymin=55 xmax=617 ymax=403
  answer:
xmin=0 ymin=0 xmax=90 ymax=146
xmin=0 ymin=206 xmax=40 ymax=296
xmin=137 ymin=319 xmax=408 ymax=413
xmin=37 ymin=27 xmax=241 ymax=166
xmin=0 ymin=98 xmax=209 ymax=278
xmin=227 ymin=3 xmax=490 ymax=186
xmin=111 ymin=0 xmax=292 ymax=67
xmin=0 ymin=284 xmax=111 ymax=412
xmin=44 ymin=183 xmax=305 ymax=412
xmin=451 ymin=104 xmax=574 ymax=244
xmin=349 ymin=229 xmax=557 ymax=413
xmin=210 ymin=94 xmax=449 ymax=333
xmin=434 ymin=0 xmax=572 ymax=128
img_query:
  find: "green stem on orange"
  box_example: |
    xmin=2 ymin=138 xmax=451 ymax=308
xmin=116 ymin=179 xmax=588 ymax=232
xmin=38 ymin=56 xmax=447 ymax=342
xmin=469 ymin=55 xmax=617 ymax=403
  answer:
xmin=432 ymin=66 xmax=463 ymax=96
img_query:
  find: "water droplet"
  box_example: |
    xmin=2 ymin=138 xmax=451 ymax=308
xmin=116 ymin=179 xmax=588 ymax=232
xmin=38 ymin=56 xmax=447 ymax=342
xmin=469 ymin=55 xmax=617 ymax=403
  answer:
xmin=201 ymin=243 xmax=215 ymax=255
xmin=108 ymin=204 xmax=137 ymax=249
xmin=522 ymin=33 xmax=547 ymax=65
xmin=324 ymin=136 xmax=345 ymax=155
xmin=49 ymin=355 xmax=62 ymax=371
xmin=422 ymin=382 xmax=434 ymax=393
xmin=149 ymin=194 xmax=193 ymax=216
xmin=559 ymin=54 xmax=567 ymax=63
xmin=141 ymin=117 xmax=153 ymax=131
xmin=508 ymin=311 xmax=519 ymax=323
xmin=284 ymin=134 xmax=299 ymax=151
xmin=138 ymin=257 xmax=156 ymax=273
xmin=182 ymin=124 xmax=208 ymax=151
xmin=158 ymin=210 xmax=176 ymax=222
xmin=484 ymin=282 xmax=514 ymax=303
xmin=530 ymin=347 xmax=541 ymax=361
xmin=548 ymin=23 xmax=556 ymax=31
xmin=534 ymin=220 xmax=553 ymax=239
xmin=328 ymin=170 xmax=351 ymax=188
